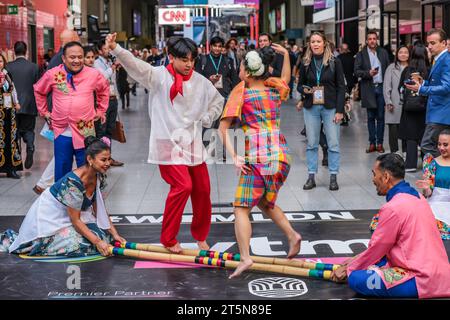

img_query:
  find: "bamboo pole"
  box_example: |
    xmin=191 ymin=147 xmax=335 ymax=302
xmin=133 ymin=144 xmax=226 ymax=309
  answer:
xmin=110 ymin=246 xmax=334 ymax=280
xmin=113 ymin=241 xmax=340 ymax=271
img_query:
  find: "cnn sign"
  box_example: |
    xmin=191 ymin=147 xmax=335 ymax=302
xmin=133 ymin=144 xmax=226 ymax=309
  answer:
xmin=158 ymin=8 xmax=191 ymax=25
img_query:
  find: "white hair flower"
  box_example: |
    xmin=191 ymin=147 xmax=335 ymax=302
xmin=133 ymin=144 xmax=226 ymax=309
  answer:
xmin=245 ymin=51 xmax=265 ymax=77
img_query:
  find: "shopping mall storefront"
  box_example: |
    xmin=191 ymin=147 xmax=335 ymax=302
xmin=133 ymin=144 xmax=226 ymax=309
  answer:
xmin=335 ymin=0 xmax=450 ymax=54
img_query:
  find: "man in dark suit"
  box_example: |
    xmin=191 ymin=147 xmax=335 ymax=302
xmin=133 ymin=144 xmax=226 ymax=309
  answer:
xmin=258 ymin=33 xmax=284 ymax=77
xmin=6 ymin=41 xmax=40 ymax=169
xmin=406 ymin=28 xmax=450 ymax=157
xmin=354 ymin=30 xmax=390 ymax=153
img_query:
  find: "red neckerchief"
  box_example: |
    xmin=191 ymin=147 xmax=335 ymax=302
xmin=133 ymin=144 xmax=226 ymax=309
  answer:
xmin=166 ymin=63 xmax=193 ymax=103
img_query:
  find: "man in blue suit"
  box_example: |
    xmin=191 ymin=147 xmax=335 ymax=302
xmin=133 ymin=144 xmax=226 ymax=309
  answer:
xmin=406 ymin=28 xmax=450 ymax=157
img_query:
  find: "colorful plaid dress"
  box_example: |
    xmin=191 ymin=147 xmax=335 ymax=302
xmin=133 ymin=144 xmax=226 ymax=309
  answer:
xmin=221 ymin=78 xmax=291 ymax=209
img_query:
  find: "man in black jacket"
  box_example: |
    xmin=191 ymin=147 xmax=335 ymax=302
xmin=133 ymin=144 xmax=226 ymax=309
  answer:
xmin=258 ymin=33 xmax=284 ymax=78
xmin=195 ymin=36 xmax=239 ymax=100
xmin=354 ymin=30 xmax=390 ymax=153
xmin=195 ymin=36 xmax=239 ymax=156
xmin=6 ymin=41 xmax=40 ymax=169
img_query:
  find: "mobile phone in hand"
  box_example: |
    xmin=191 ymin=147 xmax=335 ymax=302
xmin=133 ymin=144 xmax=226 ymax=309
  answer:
xmin=404 ymin=79 xmax=416 ymax=85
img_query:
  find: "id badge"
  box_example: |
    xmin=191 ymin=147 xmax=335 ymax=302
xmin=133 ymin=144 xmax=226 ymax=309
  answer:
xmin=214 ymin=75 xmax=223 ymax=89
xmin=312 ymin=86 xmax=325 ymax=105
xmin=3 ymin=93 xmax=13 ymax=108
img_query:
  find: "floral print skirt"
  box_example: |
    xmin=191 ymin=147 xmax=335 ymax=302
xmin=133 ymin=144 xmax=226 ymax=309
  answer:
xmin=0 ymin=223 xmax=112 ymax=256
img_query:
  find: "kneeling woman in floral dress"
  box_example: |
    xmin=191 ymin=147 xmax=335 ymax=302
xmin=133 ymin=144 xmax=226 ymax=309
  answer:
xmin=0 ymin=136 xmax=126 ymax=256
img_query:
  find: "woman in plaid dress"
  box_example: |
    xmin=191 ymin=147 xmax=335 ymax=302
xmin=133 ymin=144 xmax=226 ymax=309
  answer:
xmin=219 ymin=44 xmax=302 ymax=278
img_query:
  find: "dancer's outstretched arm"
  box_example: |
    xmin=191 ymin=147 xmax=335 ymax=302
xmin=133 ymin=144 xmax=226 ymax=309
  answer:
xmin=105 ymin=33 xmax=155 ymax=91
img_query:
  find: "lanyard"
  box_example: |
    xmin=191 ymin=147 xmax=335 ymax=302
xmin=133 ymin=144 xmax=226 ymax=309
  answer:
xmin=313 ymin=58 xmax=323 ymax=86
xmin=209 ymin=54 xmax=223 ymax=74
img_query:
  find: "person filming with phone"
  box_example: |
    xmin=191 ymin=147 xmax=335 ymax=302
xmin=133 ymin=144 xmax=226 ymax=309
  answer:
xmin=355 ymin=30 xmax=390 ymax=154
xmin=398 ymin=44 xmax=430 ymax=172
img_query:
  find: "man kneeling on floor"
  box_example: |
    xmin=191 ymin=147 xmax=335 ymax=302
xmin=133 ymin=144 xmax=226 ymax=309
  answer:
xmin=331 ymin=153 xmax=450 ymax=298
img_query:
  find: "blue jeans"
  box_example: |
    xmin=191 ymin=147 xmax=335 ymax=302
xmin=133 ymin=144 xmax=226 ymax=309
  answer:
xmin=366 ymin=85 xmax=385 ymax=145
xmin=303 ymin=105 xmax=340 ymax=174
xmin=54 ymin=135 xmax=86 ymax=182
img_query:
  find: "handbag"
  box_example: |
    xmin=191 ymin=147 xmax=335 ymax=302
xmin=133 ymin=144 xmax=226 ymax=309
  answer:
xmin=402 ymin=89 xmax=427 ymax=112
xmin=111 ymin=112 xmax=126 ymax=143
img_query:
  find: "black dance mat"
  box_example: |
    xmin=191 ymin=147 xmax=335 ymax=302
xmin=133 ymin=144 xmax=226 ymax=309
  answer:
xmin=1 ymin=210 xmax=449 ymax=300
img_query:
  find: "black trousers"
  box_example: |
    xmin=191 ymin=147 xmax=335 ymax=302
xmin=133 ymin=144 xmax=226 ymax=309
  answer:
xmin=388 ymin=124 xmax=406 ymax=153
xmin=405 ymin=140 xmax=420 ymax=169
xmin=119 ymin=91 xmax=130 ymax=109
xmin=100 ymin=98 xmax=118 ymax=139
xmin=16 ymin=114 xmax=36 ymax=153
xmin=96 ymin=98 xmax=118 ymax=151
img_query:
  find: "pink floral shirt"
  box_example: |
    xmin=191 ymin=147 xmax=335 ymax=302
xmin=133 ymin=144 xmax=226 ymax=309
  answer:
xmin=34 ymin=65 xmax=109 ymax=149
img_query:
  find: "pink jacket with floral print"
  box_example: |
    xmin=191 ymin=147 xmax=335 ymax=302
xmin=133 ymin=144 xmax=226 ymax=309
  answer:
xmin=347 ymin=193 xmax=450 ymax=298
xmin=34 ymin=65 xmax=109 ymax=149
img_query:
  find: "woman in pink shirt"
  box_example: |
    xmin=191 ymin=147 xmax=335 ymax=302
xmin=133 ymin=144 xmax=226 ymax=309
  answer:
xmin=331 ymin=153 xmax=450 ymax=298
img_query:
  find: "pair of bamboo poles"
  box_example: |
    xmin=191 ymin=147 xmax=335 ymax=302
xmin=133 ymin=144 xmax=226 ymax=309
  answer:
xmin=109 ymin=241 xmax=341 ymax=280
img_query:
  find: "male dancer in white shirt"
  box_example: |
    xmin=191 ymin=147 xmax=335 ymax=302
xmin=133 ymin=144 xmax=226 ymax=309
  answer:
xmin=106 ymin=33 xmax=224 ymax=253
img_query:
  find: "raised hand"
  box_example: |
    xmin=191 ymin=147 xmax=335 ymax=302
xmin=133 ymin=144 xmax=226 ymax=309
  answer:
xmin=271 ymin=43 xmax=289 ymax=56
xmin=105 ymin=33 xmax=118 ymax=51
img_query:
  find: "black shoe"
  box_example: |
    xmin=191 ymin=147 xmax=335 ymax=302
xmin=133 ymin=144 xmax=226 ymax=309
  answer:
xmin=303 ymin=177 xmax=316 ymax=190
xmin=300 ymin=128 xmax=306 ymax=136
xmin=329 ymin=175 xmax=339 ymax=191
xmin=25 ymin=151 xmax=34 ymax=169
xmin=7 ymin=170 xmax=20 ymax=179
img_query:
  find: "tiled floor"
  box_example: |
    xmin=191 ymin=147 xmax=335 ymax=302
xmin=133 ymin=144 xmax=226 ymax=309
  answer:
xmin=0 ymin=87 xmax=423 ymax=216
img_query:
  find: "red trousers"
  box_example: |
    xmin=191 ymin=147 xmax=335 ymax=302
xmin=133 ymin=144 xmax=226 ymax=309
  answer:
xmin=158 ymin=163 xmax=212 ymax=247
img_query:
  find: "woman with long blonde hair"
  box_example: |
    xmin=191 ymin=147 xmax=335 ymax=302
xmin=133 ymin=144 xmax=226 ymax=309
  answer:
xmin=296 ymin=31 xmax=346 ymax=191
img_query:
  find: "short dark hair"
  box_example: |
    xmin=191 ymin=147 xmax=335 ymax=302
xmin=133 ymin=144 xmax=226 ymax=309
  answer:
xmin=96 ymin=39 xmax=107 ymax=52
xmin=259 ymin=33 xmax=272 ymax=42
xmin=14 ymin=41 xmax=27 ymax=56
xmin=167 ymin=36 xmax=198 ymax=60
xmin=83 ymin=45 xmax=96 ymax=57
xmin=427 ymin=28 xmax=447 ymax=42
xmin=367 ymin=29 xmax=379 ymax=39
xmin=439 ymin=129 xmax=450 ymax=137
xmin=210 ymin=36 xmax=225 ymax=46
xmin=63 ymin=41 xmax=83 ymax=55
xmin=376 ymin=153 xmax=405 ymax=180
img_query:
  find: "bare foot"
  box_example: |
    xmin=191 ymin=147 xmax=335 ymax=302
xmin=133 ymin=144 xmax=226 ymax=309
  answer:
xmin=287 ymin=232 xmax=302 ymax=259
xmin=197 ymin=240 xmax=210 ymax=250
xmin=166 ymin=242 xmax=182 ymax=254
xmin=229 ymin=259 xmax=253 ymax=279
